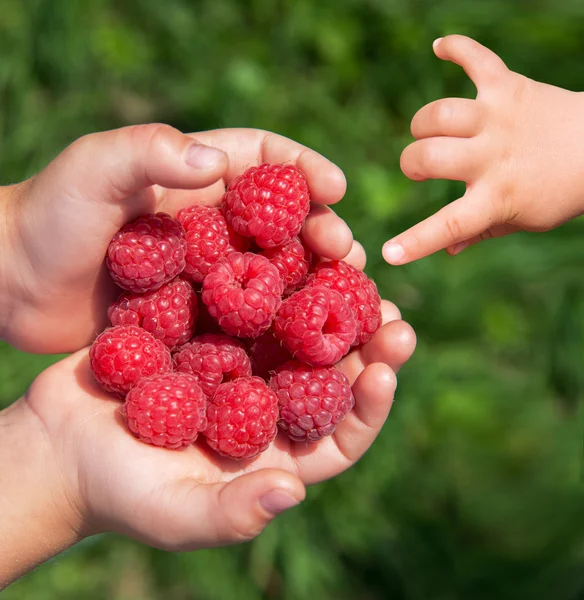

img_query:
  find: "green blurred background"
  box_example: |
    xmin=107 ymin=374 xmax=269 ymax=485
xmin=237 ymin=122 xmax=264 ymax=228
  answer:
xmin=2 ymin=0 xmax=584 ymax=598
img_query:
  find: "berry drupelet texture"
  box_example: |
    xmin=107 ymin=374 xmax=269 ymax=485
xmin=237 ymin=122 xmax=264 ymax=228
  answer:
xmin=270 ymin=361 xmax=354 ymax=442
xmin=173 ymin=333 xmax=252 ymax=399
xmin=89 ymin=325 xmax=172 ymax=396
xmin=204 ymin=377 xmax=279 ymax=459
xmin=202 ymin=252 xmax=283 ymax=338
xmin=306 ymin=260 xmax=382 ymax=346
xmin=260 ymin=236 xmax=312 ymax=295
xmin=177 ymin=205 xmax=249 ymax=283
xmin=274 ymin=286 xmax=356 ymax=366
xmin=108 ymin=278 xmax=197 ymax=350
xmin=124 ymin=372 xmax=207 ymax=449
xmin=106 ymin=212 xmax=187 ymax=293
xmin=222 ymin=163 xmax=310 ymax=249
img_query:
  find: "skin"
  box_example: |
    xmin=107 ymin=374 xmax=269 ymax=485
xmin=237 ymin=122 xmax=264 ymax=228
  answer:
xmin=383 ymin=35 xmax=584 ymax=265
xmin=0 ymin=126 xmax=416 ymax=588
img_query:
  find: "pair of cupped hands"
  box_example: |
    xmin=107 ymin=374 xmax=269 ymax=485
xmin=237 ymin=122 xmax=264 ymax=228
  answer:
xmin=1 ymin=124 xmax=416 ymax=554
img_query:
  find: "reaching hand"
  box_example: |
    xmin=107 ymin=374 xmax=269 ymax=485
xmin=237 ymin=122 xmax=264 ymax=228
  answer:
xmin=3 ymin=125 xmax=352 ymax=353
xmin=22 ymin=284 xmax=415 ymax=550
xmin=383 ymin=35 xmax=584 ymax=265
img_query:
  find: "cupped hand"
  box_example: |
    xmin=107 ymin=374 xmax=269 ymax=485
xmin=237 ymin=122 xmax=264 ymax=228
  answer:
xmin=4 ymin=125 xmax=351 ymax=352
xmin=24 ymin=272 xmax=415 ymax=550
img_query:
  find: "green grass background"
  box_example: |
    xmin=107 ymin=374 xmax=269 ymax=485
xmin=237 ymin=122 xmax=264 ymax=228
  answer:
xmin=2 ymin=0 xmax=584 ymax=598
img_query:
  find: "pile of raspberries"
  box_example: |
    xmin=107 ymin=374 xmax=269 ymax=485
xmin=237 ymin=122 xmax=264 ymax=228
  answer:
xmin=90 ymin=163 xmax=382 ymax=460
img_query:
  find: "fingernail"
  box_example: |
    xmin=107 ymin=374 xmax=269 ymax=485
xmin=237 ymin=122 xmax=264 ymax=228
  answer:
xmin=260 ymin=490 xmax=300 ymax=516
xmin=451 ymin=241 xmax=468 ymax=255
xmin=433 ymin=37 xmax=443 ymax=50
xmin=382 ymin=242 xmax=405 ymax=265
xmin=185 ymin=143 xmax=224 ymax=169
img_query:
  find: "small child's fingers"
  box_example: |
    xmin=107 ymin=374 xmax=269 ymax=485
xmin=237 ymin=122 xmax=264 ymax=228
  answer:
xmin=400 ymin=138 xmax=481 ymax=182
xmin=157 ymin=470 xmax=305 ymax=550
xmin=301 ymin=205 xmax=353 ymax=260
xmin=46 ymin=124 xmax=228 ymax=205
xmin=445 ymin=223 xmax=520 ymax=255
xmin=411 ymin=98 xmax=484 ymax=140
xmin=383 ymin=192 xmax=496 ymax=265
xmin=433 ymin=35 xmax=508 ymax=91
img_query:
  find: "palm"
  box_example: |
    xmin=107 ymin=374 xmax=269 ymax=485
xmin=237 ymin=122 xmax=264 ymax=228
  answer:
xmin=18 ymin=128 xmax=351 ymax=353
xmin=27 ymin=302 xmax=415 ymax=550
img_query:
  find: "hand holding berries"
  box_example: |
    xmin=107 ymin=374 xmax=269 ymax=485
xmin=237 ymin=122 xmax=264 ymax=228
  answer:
xmin=1 ymin=125 xmax=415 ymax=561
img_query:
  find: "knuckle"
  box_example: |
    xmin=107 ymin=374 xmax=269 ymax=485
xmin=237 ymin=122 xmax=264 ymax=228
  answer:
xmin=226 ymin=515 xmax=265 ymax=543
xmin=443 ymin=215 xmax=466 ymax=243
xmin=131 ymin=123 xmax=175 ymax=151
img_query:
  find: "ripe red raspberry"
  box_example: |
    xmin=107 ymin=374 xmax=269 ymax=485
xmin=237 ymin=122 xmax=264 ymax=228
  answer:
xmin=222 ymin=163 xmax=310 ymax=249
xmin=174 ymin=333 xmax=252 ymax=398
xmin=204 ymin=377 xmax=278 ymax=459
xmin=270 ymin=361 xmax=354 ymax=442
xmin=89 ymin=325 xmax=172 ymax=396
xmin=260 ymin=236 xmax=312 ymax=295
xmin=246 ymin=328 xmax=292 ymax=380
xmin=307 ymin=260 xmax=382 ymax=346
xmin=177 ymin=205 xmax=249 ymax=283
xmin=202 ymin=252 xmax=283 ymax=338
xmin=124 ymin=372 xmax=207 ymax=449
xmin=106 ymin=212 xmax=187 ymax=293
xmin=274 ymin=286 xmax=356 ymax=366
xmin=107 ymin=278 xmax=197 ymax=350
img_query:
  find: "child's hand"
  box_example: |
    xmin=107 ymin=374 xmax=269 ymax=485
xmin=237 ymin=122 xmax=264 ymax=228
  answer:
xmin=0 ymin=291 xmax=414 ymax=582
xmin=383 ymin=35 xmax=584 ymax=265
xmin=1 ymin=125 xmax=351 ymax=352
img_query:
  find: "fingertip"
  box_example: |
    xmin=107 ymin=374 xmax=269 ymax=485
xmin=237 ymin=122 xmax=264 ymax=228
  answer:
xmin=380 ymin=299 xmax=402 ymax=324
xmin=298 ymin=152 xmax=347 ymax=205
xmin=302 ymin=205 xmax=353 ymax=260
xmin=344 ymin=240 xmax=367 ymax=270
xmin=432 ymin=37 xmax=443 ymax=53
xmin=364 ymin=361 xmax=397 ymax=390
xmin=184 ymin=142 xmax=228 ymax=171
xmin=382 ymin=241 xmax=406 ymax=265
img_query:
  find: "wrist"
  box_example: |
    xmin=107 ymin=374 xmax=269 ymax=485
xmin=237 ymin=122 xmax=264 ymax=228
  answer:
xmin=0 ymin=398 xmax=85 ymax=589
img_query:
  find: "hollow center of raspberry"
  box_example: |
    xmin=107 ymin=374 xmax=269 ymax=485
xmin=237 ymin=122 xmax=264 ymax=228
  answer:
xmin=322 ymin=314 xmax=339 ymax=336
xmin=233 ymin=272 xmax=252 ymax=289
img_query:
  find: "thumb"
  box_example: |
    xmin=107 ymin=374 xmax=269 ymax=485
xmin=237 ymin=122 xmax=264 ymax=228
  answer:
xmin=37 ymin=123 xmax=228 ymax=205
xmin=153 ymin=469 xmax=305 ymax=551
xmin=382 ymin=191 xmax=497 ymax=265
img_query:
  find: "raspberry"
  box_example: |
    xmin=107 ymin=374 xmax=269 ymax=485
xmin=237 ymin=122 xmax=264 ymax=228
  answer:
xmin=260 ymin=236 xmax=312 ymax=295
xmin=124 ymin=372 xmax=207 ymax=449
xmin=246 ymin=328 xmax=292 ymax=380
xmin=202 ymin=252 xmax=283 ymax=338
xmin=174 ymin=333 xmax=252 ymax=398
xmin=107 ymin=278 xmax=197 ymax=350
xmin=222 ymin=163 xmax=310 ymax=249
xmin=274 ymin=286 xmax=356 ymax=366
xmin=307 ymin=260 xmax=382 ymax=346
xmin=270 ymin=361 xmax=354 ymax=442
xmin=177 ymin=205 xmax=249 ymax=283
xmin=89 ymin=325 xmax=172 ymax=396
xmin=106 ymin=212 xmax=187 ymax=293
xmin=204 ymin=377 xmax=278 ymax=459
